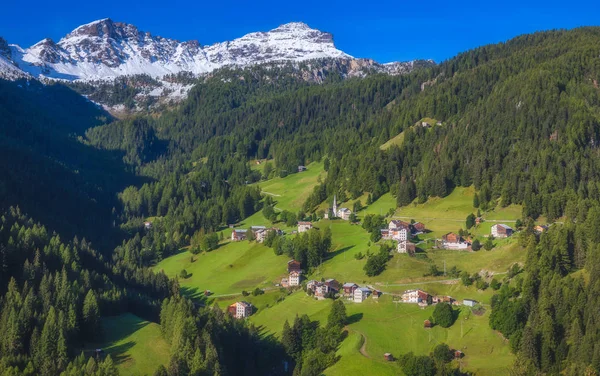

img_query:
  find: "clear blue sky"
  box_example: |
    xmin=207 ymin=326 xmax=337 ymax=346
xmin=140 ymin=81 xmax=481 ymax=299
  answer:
xmin=2 ymin=0 xmax=599 ymax=63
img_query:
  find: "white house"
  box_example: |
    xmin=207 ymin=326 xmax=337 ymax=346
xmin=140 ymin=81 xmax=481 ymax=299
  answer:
xmin=337 ymin=208 xmax=352 ymax=220
xmin=289 ymin=271 xmax=302 ymax=286
xmin=402 ymin=289 xmax=429 ymax=303
xmin=354 ymin=287 xmax=371 ymax=303
xmin=231 ymin=301 xmax=253 ymax=319
xmin=463 ymin=299 xmax=477 ymax=307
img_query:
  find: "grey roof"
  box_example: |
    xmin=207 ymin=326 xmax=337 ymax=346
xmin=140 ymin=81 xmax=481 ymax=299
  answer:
xmin=356 ymin=287 xmax=371 ymax=293
xmin=343 ymin=282 xmax=358 ymax=287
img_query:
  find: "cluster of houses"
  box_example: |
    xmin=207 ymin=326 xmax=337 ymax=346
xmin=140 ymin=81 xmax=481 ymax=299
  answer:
xmin=227 ymin=301 xmax=253 ymax=319
xmin=380 ymin=219 xmax=426 ymax=255
xmin=231 ymin=226 xmax=283 ymax=242
xmin=400 ymin=289 xmax=478 ymax=309
xmin=306 ymin=278 xmax=341 ymax=299
xmin=437 ymin=223 xmax=515 ymax=250
xmin=304 ymin=279 xmax=380 ymax=303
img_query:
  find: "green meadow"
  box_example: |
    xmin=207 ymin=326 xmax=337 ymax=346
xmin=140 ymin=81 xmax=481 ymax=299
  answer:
xmin=242 ymin=292 xmax=513 ymax=375
xmin=257 ymin=160 xmax=326 ymax=212
xmin=155 ymin=240 xmax=289 ymax=297
xmin=91 ymin=314 xmax=170 ymax=376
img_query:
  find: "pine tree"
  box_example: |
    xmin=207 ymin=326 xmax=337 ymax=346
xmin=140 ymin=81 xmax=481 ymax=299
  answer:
xmin=327 ymin=300 xmax=347 ymax=329
xmin=83 ymin=291 xmax=101 ymax=340
xmin=40 ymin=307 xmax=59 ymax=376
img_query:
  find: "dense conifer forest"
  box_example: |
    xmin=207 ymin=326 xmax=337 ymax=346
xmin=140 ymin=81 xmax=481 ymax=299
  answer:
xmin=2 ymin=26 xmax=600 ymax=375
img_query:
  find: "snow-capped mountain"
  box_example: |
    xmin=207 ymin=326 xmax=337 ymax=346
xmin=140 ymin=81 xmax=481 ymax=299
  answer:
xmin=8 ymin=19 xmax=352 ymax=81
xmin=0 ymin=37 xmax=29 ymax=80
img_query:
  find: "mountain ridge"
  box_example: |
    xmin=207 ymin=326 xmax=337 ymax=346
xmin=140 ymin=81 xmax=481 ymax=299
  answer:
xmin=2 ymin=19 xmax=431 ymax=82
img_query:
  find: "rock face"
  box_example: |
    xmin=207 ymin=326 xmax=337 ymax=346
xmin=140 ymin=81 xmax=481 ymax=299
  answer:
xmin=8 ymin=19 xmax=355 ymax=81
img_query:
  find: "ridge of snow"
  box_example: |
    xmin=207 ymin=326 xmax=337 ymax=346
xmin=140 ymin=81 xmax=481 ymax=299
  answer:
xmin=9 ymin=20 xmax=352 ymax=81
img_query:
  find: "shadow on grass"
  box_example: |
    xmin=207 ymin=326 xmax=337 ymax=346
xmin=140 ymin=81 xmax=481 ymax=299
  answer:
xmin=105 ymin=340 xmax=136 ymax=365
xmin=180 ymin=286 xmax=210 ymax=307
xmin=347 ymin=312 xmax=364 ymax=325
xmin=328 ymin=245 xmax=355 ymax=259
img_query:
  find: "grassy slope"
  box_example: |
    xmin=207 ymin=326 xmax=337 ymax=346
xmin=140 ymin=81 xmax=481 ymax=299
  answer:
xmin=257 ymin=160 xmax=326 ymax=212
xmin=245 ymin=292 xmax=512 ymax=376
xmin=312 ymin=219 xmax=523 ymax=286
xmin=155 ymin=240 xmax=290 ymax=297
xmin=379 ymin=132 xmax=405 ymax=150
xmin=94 ymin=314 xmax=170 ymax=376
xmin=394 ymin=186 xmax=522 ymax=239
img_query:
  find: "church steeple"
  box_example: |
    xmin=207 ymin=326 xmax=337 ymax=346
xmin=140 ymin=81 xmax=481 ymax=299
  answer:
xmin=332 ymin=194 xmax=337 ymax=217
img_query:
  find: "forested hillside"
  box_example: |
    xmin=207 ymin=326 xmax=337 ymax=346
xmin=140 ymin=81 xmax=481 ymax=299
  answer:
xmin=2 ymin=26 xmax=600 ymax=375
xmin=0 ymin=79 xmax=141 ymax=247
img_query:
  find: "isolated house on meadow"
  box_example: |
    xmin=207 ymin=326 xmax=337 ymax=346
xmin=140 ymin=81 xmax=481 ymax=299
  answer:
xmin=144 ymin=221 xmax=152 ymax=230
xmin=491 ymin=224 xmax=513 ymax=238
xmin=463 ymin=299 xmax=478 ymax=307
xmin=298 ymin=165 xmax=307 ymax=172
xmin=231 ymin=229 xmax=248 ymax=241
xmin=534 ymin=225 xmax=549 ymax=233
xmin=298 ymin=221 xmax=313 ymax=233
xmin=228 ymin=302 xmax=253 ymax=319
xmin=354 ymin=287 xmax=371 ymax=303
xmin=440 ymin=232 xmax=469 ymax=250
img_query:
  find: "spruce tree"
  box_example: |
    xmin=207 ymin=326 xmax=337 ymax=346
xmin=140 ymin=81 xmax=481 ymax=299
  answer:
xmin=83 ymin=291 xmax=101 ymax=340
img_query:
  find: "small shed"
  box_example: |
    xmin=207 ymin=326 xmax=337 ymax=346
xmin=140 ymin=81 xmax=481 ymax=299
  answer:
xmin=454 ymin=350 xmax=464 ymax=359
xmin=384 ymin=353 xmax=394 ymax=361
xmin=463 ymin=299 xmax=478 ymax=307
xmin=424 ymin=319 xmax=432 ymax=329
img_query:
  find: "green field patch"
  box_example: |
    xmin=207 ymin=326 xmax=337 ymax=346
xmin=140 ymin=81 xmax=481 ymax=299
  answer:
xmin=257 ymin=161 xmax=326 ymax=212
xmin=92 ymin=313 xmax=169 ymax=376
xmin=379 ymin=132 xmax=405 ymax=150
xmin=155 ymin=240 xmax=288 ymax=296
xmin=248 ymin=293 xmax=512 ymax=375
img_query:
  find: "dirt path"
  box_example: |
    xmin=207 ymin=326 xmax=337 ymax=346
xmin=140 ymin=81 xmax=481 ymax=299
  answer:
xmin=261 ymin=191 xmax=282 ymax=197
